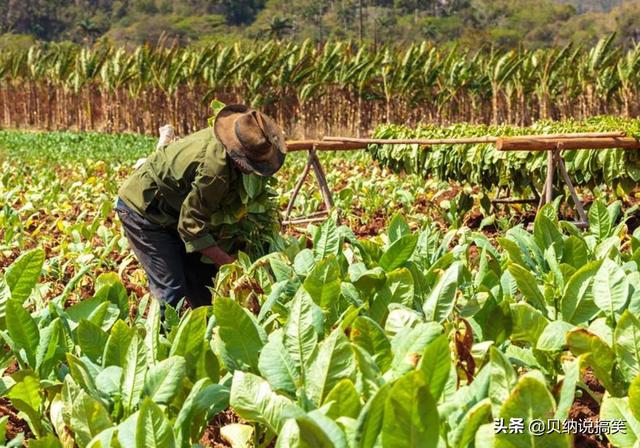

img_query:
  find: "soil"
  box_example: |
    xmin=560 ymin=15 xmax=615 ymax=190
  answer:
xmin=199 ymin=408 xmax=279 ymax=448
xmin=0 ymin=397 xmax=33 ymax=442
xmin=567 ymin=369 xmax=612 ymax=448
xmin=200 ymin=409 xmax=238 ymax=447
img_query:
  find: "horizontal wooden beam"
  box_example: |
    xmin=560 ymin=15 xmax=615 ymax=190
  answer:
xmin=323 ymin=131 xmax=626 ymax=147
xmin=287 ymin=132 xmax=633 ymax=152
xmin=323 ymin=136 xmax=494 ymax=145
xmin=497 ymin=136 xmax=640 ymax=152
xmin=286 ymin=140 xmax=367 ymax=152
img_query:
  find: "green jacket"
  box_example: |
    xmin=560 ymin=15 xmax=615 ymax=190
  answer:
xmin=118 ymin=127 xmax=240 ymax=253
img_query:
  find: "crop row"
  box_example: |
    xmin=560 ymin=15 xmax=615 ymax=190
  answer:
xmin=2 ymin=36 xmax=640 ymax=134
xmin=1 ymin=203 xmax=640 ymax=446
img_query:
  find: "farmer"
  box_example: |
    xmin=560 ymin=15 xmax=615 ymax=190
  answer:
xmin=115 ymin=104 xmax=287 ymax=308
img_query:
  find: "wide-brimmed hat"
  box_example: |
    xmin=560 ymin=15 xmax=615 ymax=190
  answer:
xmin=214 ymin=104 xmax=287 ymax=176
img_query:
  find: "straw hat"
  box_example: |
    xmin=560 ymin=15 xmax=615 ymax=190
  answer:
xmin=214 ymin=104 xmax=287 ymax=176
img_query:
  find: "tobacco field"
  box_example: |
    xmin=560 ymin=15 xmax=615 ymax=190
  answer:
xmin=4 ymin=36 xmax=640 ymax=136
xmin=2 ymin=125 xmax=640 ymax=448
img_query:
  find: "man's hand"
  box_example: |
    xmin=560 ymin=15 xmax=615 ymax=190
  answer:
xmin=200 ymin=245 xmax=236 ymax=266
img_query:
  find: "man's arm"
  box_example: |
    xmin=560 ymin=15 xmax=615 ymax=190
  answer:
xmin=178 ymin=155 xmax=231 ymax=258
xmin=200 ymin=245 xmax=235 ymax=266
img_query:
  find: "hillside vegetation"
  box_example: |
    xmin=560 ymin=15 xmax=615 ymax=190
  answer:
xmin=1 ymin=0 xmax=640 ymax=48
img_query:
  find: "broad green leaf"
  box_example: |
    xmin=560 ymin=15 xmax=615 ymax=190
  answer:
xmin=93 ymin=273 xmax=129 ymax=317
xmin=136 ymin=397 xmax=175 ymax=448
xmin=35 ymin=318 xmax=64 ymax=378
xmin=220 ymin=424 xmax=254 ymax=448
xmin=391 ymin=322 xmax=442 ymax=378
xmin=384 ymin=304 xmax=422 ymax=336
xmin=354 ymin=383 xmax=391 ymax=448
xmin=259 ymin=331 xmax=300 ymax=396
xmin=349 ymin=264 xmax=386 ymax=291
xmin=497 ymin=237 xmax=525 ymax=267
xmin=242 ymin=173 xmax=263 ymax=199
xmin=353 ymin=345 xmax=383 ymax=400
xmin=379 ymin=234 xmax=418 ymax=272
xmin=66 ymin=354 xmax=103 ymax=400
xmin=29 ymin=434 xmax=62 ymax=448
xmin=144 ymin=299 xmax=162 ymax=364
xmin=614 ymin=310 xmax=640 ymax=382
xmin=418 ymin=334 xmax=451 ymax=402
xmin=496 ymin=374 xmax=570 ymax=448
xmin=213 ymin=297 xmax=266 ymax=372
xmin=306 ymin=411 xmax=349 ymax=447
xmin=230 ymin=371 xmax=304 ymax=433
xmin=170 ymin=307 xmax=208 ymax=372
xmin=6 ymin=299 xmax=39 ymax=366
xmin=423 ymin=262 xmax=461 ymax=322
xmin=69 ymin=390 xmax=113 ymax=448
xmin=450 ymin=398 xmax=492 ymax=448
xmin=87 ymin=428 xmax=117 ymax=448
xmin=314 ymin=218 xmax=340 ymax=261
xmin=555 ymin=359 xmax=579 ymax=420
xmin=277 ymin=416 xmax=335 ymax=448
xmin=294 ymin=249 xmax=316 ymax=277
xmin=8 ymin=370 xmax=43 ymax=437
xmin=600 ymin=396 xmax=640 ymax=448
xmin=174 ymin=379 xmax=229 ymax=446
xmin=388 ymin=214 xmax=410 ymax=242
xmin=489 ymin=347 xmax=517 ymax=418
xmin=561 ymin=260 xmax=602 ymax=324
xmin=382 ymin=370 xmax=439 ymax=448
xmin=351 ymin=316 xmax=392 ymax=373
xmin=589 ymin=200 xmax=612 ymax=240
xmin=77 ymin=319 xmax=108 ymax=363
xmin=283 ymin=292 xmax=320 ymax=387
xmin=562 ymin=235 xmax=588 ymax=268
xmin=143 ymin=356 xmax=186 ymax=405
xmin=533 ymin=213 xmax=563 ymax=256
xmin=507 ymin=263 xmax=546 ymax=313
xmin=630 ymin=375 xmax=640 ymax=422
xmin=536 ymin=321 xmax=574 ymax=352
xmin=593 ymin=258 xmax=629 ymax=314
xmin=509 ymin=303 xmax=548 ymax=345
xmin=121 ymin=334 xmax=147 ymax=414
xmin=5 ymin=248 xmax=45 ymax=304
xmin=195 ymin=339 xmax=220 ymax=383
xmin=103 ymin=319 xmax=135 ymax=367
xmin=566 ymin=328 xmax=622 ymax=396
xmin=385 ymin=268 xmax=415 ymax=307
xmin=323 ymin=379 xmax=361 ymax=420
xmin=306 ymin=328 xmax=356 ymax=405
xmin=303 ymin=255 xmax=341 ymax=310
xmin=95 ymin=365 xmax=123 ymax=397
xmin=117 ymin=412 xmax=139 ymax=448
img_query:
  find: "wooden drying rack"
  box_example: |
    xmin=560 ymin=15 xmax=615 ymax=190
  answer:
xmin=282 ymin=131 xmax=639 ymax=228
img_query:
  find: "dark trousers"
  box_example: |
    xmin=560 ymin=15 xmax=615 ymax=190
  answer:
xmin=115 ymin=198 xmax=217 ymax=308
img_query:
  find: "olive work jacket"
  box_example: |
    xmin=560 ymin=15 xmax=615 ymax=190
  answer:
xmin=118 ymin=127 xmax=240 ymax=253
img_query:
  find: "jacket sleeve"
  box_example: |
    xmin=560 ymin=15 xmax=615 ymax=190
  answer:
xmin=178 ymin=163 xmax=230 ymax=253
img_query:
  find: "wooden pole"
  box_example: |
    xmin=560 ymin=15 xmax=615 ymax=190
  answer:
xmin=323 ymin=131 xmax=627 ymax=147
xmin=287 ymin=140 xmax=367 ymax=152
xmin=284 ymin=153 xmax=313 ymax=222
xmin=323 ymin=136 xmax=495 ymax=145
xmin=309 ymin=148 xmax=334 ymax=211
xmin=554 ymin=151 xmax=588 ymax=224
xmin=497 ymin=136 xmax=640 ymax=152
xmin=282 ymin=147 xmax=335 ymax=227
xmin=545 ymin=150 xmax=556 ymax=204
